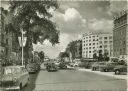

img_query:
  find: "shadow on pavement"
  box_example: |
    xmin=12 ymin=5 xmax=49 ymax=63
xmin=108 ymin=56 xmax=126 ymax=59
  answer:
xmin=22 ymin=71 xmax=39 ymax=91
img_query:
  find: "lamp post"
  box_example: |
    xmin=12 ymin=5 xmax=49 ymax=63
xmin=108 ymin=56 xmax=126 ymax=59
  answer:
xmin=18 ymin=29 xmax=27 ymax=66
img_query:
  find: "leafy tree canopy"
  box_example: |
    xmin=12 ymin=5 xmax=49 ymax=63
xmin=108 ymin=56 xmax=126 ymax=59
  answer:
xmin=9 ymin=1 xmax=60 ymax=45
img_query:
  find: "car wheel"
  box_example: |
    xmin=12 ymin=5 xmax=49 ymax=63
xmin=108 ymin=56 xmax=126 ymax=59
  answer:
xmin=115 ymin=70 xmax=120 ymax=75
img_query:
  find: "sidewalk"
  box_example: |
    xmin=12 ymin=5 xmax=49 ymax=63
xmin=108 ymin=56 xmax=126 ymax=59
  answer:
xmin=77 ymin=68 xmax=127 ymax=80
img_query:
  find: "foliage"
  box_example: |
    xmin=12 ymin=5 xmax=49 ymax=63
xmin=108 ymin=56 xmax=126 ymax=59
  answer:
xmin=93 ymin=53 xmax=97 ymax=60
xmin=7 ymin=1 xmax=60 ymax=61
xmin=9 ymin=1 xmax=60 ymax=45
xmin=65 ymin=40 xmax=82 ymax=59
xmin=38 ymin=51 xmax=44 ymax=62
xmin=59 ymin=52 xmax=69 ymax=59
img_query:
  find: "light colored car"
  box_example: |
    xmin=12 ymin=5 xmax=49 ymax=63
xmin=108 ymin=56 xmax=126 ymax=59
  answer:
xmin=1 ymin=66 xmax=29 ymax=91
xmin=66 ymin=64 xmax=75 ymax=70
xmin=73 ymin=62 xmax=79 ymax=67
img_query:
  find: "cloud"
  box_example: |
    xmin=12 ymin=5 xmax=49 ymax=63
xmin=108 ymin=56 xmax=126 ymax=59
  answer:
xmin=108 ymin=1 xmax=127 ymax=15
xmin=52 ymin=8 xmax=86 ymax=34
xmin=59 ymin=2 xmax=80 ymax=11
xmin=1 ymin=1 xmax=10 ymax=10
xmin=88 ymin=18 xmax=113 ymax=33
xmin=33 ymin=33 xmax=81 ymax=58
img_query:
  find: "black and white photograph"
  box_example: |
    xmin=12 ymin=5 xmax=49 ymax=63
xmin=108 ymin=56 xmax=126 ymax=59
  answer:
xmin=0 ymin=0 xmax=127 ymax=91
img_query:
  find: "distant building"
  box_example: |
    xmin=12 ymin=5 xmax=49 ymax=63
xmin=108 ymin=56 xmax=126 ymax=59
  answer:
xmin=82 ymin=32 xmax=113 ymax=58
xmin=113 ymin=10 xmax=128 ymax=59
xmin=98 ymin=33 xmax=113 ymax=57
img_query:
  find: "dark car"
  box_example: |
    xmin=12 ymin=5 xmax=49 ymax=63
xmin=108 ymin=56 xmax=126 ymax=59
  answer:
xmin=58 ymin=62 xmax=67 ymax=69
xmin=99 ymin=62 xmax=119 ymax=72
xmin=46 ymin=62 xmax=58 ymax=72
xmin=114 ymin=64 xmax=127 ymax=75
xmin=92 ymin=62 xmax=106 ymax=71
xmin=26 ymin=63 xmax=37 ymax=73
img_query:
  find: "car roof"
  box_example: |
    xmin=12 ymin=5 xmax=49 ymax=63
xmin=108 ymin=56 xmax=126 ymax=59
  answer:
xmin=4 ymin=66 xmax=24 ymax=69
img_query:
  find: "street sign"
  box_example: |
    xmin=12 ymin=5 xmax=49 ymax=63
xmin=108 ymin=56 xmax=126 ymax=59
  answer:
xmin=18 ymin=37 xmax=27 ymax=47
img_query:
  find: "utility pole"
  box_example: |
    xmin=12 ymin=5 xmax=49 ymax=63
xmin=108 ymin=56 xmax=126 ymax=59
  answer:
xmin=21 ymin=29 xmax=24 ymax=66
xmin=18 ymin=29 xmax=27 ymax=66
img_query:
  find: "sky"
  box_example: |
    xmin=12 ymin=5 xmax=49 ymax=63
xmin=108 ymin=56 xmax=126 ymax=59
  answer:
xmin=1 ymin=0 xmax=127 ymax=58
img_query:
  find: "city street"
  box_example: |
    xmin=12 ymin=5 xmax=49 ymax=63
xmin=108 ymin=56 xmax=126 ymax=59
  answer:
xmin=22 ymin=69 xmax=127 ymax=91
xmin=1 ymin=1 xmax=127 ymax=91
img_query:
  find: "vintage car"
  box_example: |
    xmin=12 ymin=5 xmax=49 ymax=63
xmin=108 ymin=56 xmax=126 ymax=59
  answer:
xmin=0 ymin=66 xmax=29 ymax=91
xmin=58 ymin=62 xmax=67 ymax=69
xmin=114 ymin=64 xmax=127 ymax=75
xmin=92 ymin=62 xmax=106 ymax=71
xmin=99 ymin=62 xmax=119 ymax=72
xmin=46 ymin=62 xmax=58 ymax=72
xmin=26 ymin=63 xmax=37 ymax=73
xmin=66 ymin=63 xmax=75 ymax=70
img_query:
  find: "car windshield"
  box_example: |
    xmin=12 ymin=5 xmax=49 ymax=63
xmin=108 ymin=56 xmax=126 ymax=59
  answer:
xmin=4 ymin=67 xmax=20 ymax=74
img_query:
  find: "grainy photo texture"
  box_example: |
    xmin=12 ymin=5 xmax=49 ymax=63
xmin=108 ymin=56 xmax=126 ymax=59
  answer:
xmin=0 ymin=0 xmax=127 ymax=91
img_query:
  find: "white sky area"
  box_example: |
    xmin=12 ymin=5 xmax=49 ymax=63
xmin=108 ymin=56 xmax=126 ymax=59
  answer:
xmin=1 ymin=1 xmax=127 ymax=58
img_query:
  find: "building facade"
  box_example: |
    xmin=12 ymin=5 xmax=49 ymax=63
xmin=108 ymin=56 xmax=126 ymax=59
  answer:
xmin=82 ymin=32 xmax=113 ymax=58
xmin=113 ymin=10 xmax=128 ymax=59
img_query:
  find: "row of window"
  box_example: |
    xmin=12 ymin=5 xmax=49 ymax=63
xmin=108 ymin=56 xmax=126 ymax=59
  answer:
xmin=83 ymin=47 xmax=98 ymax=50
xmin=83 ymin=45 xmax=110 ymax=50
xmin=84 ymin=35 xmax=99 ymax=39
xmin=83 ymin=51 xmax=93 ymax=54
xmin=99 ymin=41 xmax=113 ymax=44
xmin=83 ymin=39 xmax=99 ymax=42
xmin=83 ymin=43 xmax=99 ymax=46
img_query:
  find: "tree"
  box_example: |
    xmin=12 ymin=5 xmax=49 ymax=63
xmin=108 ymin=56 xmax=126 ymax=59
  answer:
xmin=93 ymin=53 xmax=97 ymax=61
xmin=38 ymin=51 xmax=44 ymax=63
xmin=98 ymin=50 xmax=103 ymax=61
xmin=8 ymin=1 xmax=60 ymax=62
xmin=104 ymin=50 xmax=109 ymax=61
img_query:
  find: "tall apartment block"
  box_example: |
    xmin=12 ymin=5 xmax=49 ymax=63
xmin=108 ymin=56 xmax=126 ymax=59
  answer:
xmin=82 ymin=32 xmax=113 ymax=58
xmin=113 ymin=10 xmax=128 ymax=59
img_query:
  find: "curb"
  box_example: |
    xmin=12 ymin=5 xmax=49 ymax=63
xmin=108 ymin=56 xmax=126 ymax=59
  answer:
xmin=78 ymin=68 xmax=127 ymax=80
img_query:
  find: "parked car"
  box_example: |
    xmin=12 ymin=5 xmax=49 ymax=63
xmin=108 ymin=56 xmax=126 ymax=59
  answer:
xmin=58 ymin=62 xmax=67 ymax=69
xmin=26 ymin=63 xmax=38 ymax=73
xmin=114 ymin=64 xmax=127 ymax=75
xmin=46 ymin=62 xmax=58 ymax=72
xmin=0 ymin=66 xmax=29 ymax=91
xmin=67 ymin=63 xmax=75 ymax=70
xmin=92 ymin=62 xmax=106 ymax=71
xmin=73 ymin=62 xmax=79 ymax=67
xmin=99 ymin=62 xmax=119 ymax=72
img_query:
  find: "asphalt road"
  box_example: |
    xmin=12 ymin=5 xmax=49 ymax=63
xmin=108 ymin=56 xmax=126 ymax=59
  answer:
xmin=22 ymin=69 xmax=127 ymax=91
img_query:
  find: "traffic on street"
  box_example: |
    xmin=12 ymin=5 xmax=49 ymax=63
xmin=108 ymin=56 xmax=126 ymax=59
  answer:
xmin=0 ymin=0 xmax=127 ymax=91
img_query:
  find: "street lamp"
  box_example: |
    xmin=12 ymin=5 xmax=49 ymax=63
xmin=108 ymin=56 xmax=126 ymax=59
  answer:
xmin=18 ymin=29 xmax=27 ymax=66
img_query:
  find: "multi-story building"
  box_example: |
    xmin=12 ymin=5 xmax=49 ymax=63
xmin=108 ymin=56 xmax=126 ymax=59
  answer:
xmin=82 ymin=32 xmax=99 ymax=58
xmin=113 ymin=10 xmax=128 ymax=59
xmin=82 ymin=32 xmax=113 ymax=58
xmin=98 ymin=33 xmax=113 ymax=57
